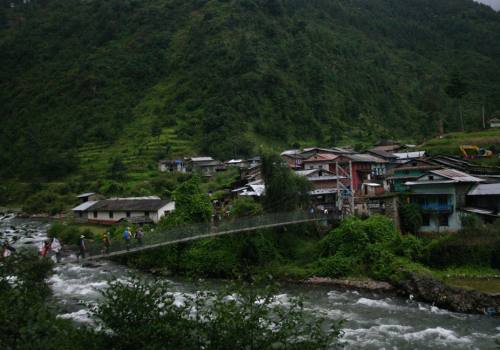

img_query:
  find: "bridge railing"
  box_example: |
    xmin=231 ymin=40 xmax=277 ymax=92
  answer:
xmin=85 ymin=210 xmax=332 ymax=258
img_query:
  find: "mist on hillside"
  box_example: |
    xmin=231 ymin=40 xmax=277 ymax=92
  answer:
xmin=475 ymin=0 xmax=500 ymax=10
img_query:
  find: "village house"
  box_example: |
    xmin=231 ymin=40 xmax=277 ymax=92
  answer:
xmin=226 ymin=159 xmax=249 ymax=169
xmin=302 ymin=153 xmax=338 ymax=170
xmin=405 ymin=169 xmax=484 ymax=232
xmin=386 ymin=159 xmax=441 ymax=192
xmin=334 ymin=153 xmax=388 ymax=194
xmin=281 ymin=147 xmax=352 ymax=171
xmin=490 ymin=117 xmax=500 ymax=128
xmin=231 ymin=181 xmax=265 ymax=198
xmin=464 ymin=182 xmax=500 ymax=223
xmin=76 ymin=192 xmax=100 ymax=203
xmin=158 ymin=159 xmax=186 ymax=173
xmin=72 ymin=197 xmax=175 ymax=224
xmin=280 ymin=150 xmax=306 ymax=170
xmin=296 ymin=168 xmax=344 ymax=210
xmin=187 ymin=157 xmax=221 ymax=177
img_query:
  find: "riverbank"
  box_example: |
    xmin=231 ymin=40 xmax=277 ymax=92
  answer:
xmin=3 ymin=217 xmax=500 ymax=349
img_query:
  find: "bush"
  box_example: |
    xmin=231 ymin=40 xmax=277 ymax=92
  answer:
xmin=423 ymin=235 xmax=495 ymax=268
xmin=318 ymin=216 xmax=407 ymax=280
xmin=22 ymin=190 xmax=70 ymax=215
xmin=399 ymin=203 xmax=423 ymax=234
xmin=94 ymin=278 xmax=343 ymax=350
xmin=394 ymin=234 xmax=424 ymax=261
xmin=48 ymin=222 xmax=95 ymax=245
xmin=316 ymin=254 xmax=356 ymax=278
xmin=0 ymin=252 xmax=101 ymax=350
xmin=229 ymin=197 xmax=263 ymax=218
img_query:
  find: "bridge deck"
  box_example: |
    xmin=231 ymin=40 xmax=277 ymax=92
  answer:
xmin=83 ymin=217 xmax=323 ymax=261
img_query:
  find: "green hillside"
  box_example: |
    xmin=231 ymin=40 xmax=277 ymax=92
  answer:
xmin=422 ymin=129 xmax=500 ymax=166
xmin=2 ymin=0 xmax=500 ymax=181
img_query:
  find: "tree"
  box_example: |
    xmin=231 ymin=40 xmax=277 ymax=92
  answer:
xmin=151 ymin=118 xmax=162 ymax=144
xmin=261 ymin=152 xmax=311 ymax=213
xmin=445 ymin=72 xmax=468 ymax=131
xmin=108 ymin=156 xmax=127 ymax=180
xmin=158 ymin=176 xmax=212 ymax=228
xmin=399 ymin=203 xmax=423 ymax=234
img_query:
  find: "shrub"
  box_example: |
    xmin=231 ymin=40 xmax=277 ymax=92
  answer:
xmin=318 ymin=216 xmax=408 ymax=280
xmin=423 ymin=235 xmax=495 ymax=268
xmin=94 ymin=278 xmax=343 ymax=350
xmin=395 ymin=234 xmax=424 ymax=261
xmin=399 ymin=203 xmax=423 ymax=234
xmin=0 ymin=252 xmax=101 ymax=350
xmin=316 ymin=254 xmax=356 ymax=278
xmin=229 ymin=197 xmax=263 ymax=218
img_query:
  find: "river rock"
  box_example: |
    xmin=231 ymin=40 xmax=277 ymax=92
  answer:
xmin=302 ymin=276 xmax=395 ymax=292
xmin=396 ymin=271 xmax=500 ymax=315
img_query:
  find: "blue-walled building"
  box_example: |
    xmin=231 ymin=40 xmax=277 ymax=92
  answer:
xmin=405 ymin=169 xmax=484 ymax=232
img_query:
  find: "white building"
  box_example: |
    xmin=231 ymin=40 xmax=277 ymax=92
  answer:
xmin=490 ymin=118 xmax=500 ymax=128
xmin=72 ymin=197 xmax=175 ymax=224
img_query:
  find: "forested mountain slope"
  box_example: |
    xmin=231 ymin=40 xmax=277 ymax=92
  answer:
xmin=1 ymin=0 xmax=500 ymax=180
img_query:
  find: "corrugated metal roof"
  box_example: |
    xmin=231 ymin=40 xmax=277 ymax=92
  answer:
xmin=76 ymin=192 xmax=95 ymax=198
xmin=430 ymin=169 xmax=484 ymax=182
xmin=303 ymin=153 xmax=339 ymax=162
xmin=368 ymin=149 xmax=398 ymax=159
xmin=90 ymin=199 xmax=172 ymax=211
xmin=393 ymin=151 xmax=425 ymax=159
xmin=280 ymin=149 xmax=301 ymax=156
xmin=343 ymin=153 xmax=387 ymax=163
xmin=191 ymin=157 xmax=215 ymax=162
xmin=468 ymin=183 xmax=500 ymax=196
xmin=72 ymin=201 xmax=98 ymax=211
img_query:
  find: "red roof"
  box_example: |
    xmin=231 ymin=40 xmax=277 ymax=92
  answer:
xmin=302 ymin=153 xmax=339 ymax=163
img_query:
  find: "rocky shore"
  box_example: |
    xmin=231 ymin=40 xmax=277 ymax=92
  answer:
xmin=397 ymin=271 xmax=500 ymax=315
xmin=300 ymin=276 xmax=395 ymax=293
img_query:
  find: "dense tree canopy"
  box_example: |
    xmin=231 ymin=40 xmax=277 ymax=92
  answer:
xmin=1 ymin=0 xmax=500 ymax=179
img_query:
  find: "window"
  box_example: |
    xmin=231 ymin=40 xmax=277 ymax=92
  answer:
xmin=145 ymin=211 xmax=150 ymax=217
xmin=93 ymin=211 xmax=97 ymax=218
xmin=438 ymin=195 xmax=448 ymax=206
xmin=428 ymin=175 xmax=434 ymax=181
xmin=109 ymin=211 xmax=114 ymax=219
xmin=126 ymin=211 xmax=131 ymax=218
xmin=422 ymin=214 xmax=430 ymax=226
xmin=439 ymin=214 xmax=449 ymax=227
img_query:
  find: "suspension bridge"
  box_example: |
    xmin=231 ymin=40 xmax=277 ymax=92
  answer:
xmin=77 ymin=210 xmax=336 ymax=261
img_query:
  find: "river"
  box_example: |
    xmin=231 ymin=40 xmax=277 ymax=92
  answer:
xmin=2 ymin=218 xmax=499 ymax=349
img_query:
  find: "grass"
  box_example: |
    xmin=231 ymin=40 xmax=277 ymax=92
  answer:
xmin=431 ymin=266 xmax=500 ymax=294
xmin=75 ymin=223 xmax=109 ymax=236
xmin=443 ymin=277 xmax=500 ymax=294
xmin=422 ymin=129 xmax=500 ymax=166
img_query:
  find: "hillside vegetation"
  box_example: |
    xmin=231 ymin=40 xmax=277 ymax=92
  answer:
xmin=2 ymin=0 xmax=500 ymax=181
xmin=422 ymin=129 xmax=500 ymax=166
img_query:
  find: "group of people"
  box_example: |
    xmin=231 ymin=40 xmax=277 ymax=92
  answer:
xmin=122 ymin=227 xmax=144 ymax=251
xmin=1 ymin=240 xmax=16 ymax=259
xmin=39 ymin=237 xmax=63 ymax=262
xmin=2 ymin=225 xmax=146 ymax=262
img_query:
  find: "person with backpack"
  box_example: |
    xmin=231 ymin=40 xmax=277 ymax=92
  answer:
xmin=123 ymin=227 xmax=131 ymax=251
xmin=39 ymin=239 xmax=51 ymax=257
xmin=102 ymin=232 xmax=112 ymax=254
xmin=77 ymin=235 xmax=86 ymax=261
xmin=50 ymin=237 xmax=62 ymax=263
xmin=134 ymin=228 xmax=144 ymax=246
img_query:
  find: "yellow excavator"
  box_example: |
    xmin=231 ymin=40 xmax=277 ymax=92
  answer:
xmin=459 ymin=145 xmax=494 ymax=159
